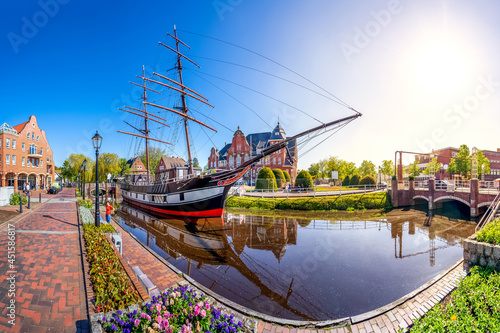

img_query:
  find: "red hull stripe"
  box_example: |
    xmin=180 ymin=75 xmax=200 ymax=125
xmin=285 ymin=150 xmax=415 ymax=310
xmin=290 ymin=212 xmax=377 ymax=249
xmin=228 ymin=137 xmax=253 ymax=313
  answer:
xmin=128 ymin=199 xmax=223 ymax=217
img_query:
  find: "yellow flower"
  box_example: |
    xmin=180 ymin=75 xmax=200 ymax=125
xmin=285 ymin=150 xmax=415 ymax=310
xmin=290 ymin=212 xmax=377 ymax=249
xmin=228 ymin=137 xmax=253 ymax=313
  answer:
xmin=451 ymin=315 xmax=457 ymax=321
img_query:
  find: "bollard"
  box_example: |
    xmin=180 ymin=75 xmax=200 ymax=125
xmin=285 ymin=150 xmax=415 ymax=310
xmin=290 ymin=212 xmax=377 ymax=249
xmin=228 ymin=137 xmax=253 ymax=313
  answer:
xmin=28 ymin=193 xmax=31 ymax=209
xmin=20 ymin=196 xmax=23 ymax=213
xmin=39 ymin=192 xmax=41 ymax=203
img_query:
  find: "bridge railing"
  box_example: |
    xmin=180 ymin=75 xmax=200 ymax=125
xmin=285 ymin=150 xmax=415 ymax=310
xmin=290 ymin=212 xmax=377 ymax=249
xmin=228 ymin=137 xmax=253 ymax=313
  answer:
xmin=403 ymin=180 xmax=409 ymax=190
xmin=414 ymin=180 xmax=429 ymax=190
xmin=479 ymin=181 xmax=499 ymax=195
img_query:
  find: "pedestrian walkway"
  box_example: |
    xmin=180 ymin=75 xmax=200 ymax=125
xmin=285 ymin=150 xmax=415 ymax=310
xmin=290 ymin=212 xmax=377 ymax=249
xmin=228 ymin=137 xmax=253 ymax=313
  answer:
xmin=0 ymin=188 xmax=88 ymax=333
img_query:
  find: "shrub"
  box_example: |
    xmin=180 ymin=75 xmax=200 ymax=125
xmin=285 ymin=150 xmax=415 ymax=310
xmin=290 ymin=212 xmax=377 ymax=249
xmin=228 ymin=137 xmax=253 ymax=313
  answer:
xmin=295 ymin=170 xmax=314 ymax=189
xmin=78 ymin=199 xmax=93 ymax=208
xmin=10 ymin=193 xmax=27 ymax=206
xmin=283 ymin=170 xmax=291 ymax=182
xmin=272 ymin=169 xmax=286 ymax=188
xmin=392 ymin=175 xmax=397 ymax=180
xmin=476 ymin=218 xmax=500 ymax=245
xmin=359 ymin=175 xmax=376 ymax=185
xmin=255 ymin=167 xmax=277 ymax=190
xmin=409 ymin=175 xmax=415 ymax=181
xmin=84 ymin=224 xmax=139 ymax=312
xmin=102 ymin=285 xmax=243 ymax=333
xmin=342 ymin=175 xmax=351 ymax=186
xmin=350 ymin=174 xmax=361 ymax=186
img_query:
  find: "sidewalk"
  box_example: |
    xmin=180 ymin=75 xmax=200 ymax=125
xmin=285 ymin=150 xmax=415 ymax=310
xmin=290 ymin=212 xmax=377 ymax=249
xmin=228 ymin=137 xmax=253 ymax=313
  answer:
xmin=0 ymin=188 xmax=88 ymax=333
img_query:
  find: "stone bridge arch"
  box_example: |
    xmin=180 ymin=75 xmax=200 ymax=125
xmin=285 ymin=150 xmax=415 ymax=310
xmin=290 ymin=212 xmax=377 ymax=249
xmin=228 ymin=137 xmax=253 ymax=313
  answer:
xmin=412 ymin=195 xmax=429 ymax=202
xmin=478 ymin=201 xmax=493 ymax=208
xmin=434 ymin=195 xmax=470 ymax=207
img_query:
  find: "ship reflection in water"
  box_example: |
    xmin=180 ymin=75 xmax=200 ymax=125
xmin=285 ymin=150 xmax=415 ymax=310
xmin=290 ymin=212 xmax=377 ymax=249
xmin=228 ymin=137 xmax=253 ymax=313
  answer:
xmin=116 ymin=204 xmax=476 ymax=321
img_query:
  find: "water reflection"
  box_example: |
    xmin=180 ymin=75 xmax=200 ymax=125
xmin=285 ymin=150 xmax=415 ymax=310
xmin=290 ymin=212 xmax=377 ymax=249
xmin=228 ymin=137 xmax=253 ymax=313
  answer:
xmin=116 ymin=204 xmax=476 ymax=321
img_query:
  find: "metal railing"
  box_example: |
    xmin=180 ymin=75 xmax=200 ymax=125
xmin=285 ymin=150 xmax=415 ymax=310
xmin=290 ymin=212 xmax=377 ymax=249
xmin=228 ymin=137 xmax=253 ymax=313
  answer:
xmin=479 ymin=181 xmax=500 ymax=195
xmin=476 ymin=191 xmax=500 ymax=232
xmin=414 ymin=180 xmax=429 ymax=190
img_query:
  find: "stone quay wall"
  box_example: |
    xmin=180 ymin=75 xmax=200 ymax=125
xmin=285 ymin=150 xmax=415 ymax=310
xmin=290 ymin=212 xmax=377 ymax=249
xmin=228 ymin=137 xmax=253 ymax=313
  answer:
xmin=463 ymin=235 xmax=500 ymax=272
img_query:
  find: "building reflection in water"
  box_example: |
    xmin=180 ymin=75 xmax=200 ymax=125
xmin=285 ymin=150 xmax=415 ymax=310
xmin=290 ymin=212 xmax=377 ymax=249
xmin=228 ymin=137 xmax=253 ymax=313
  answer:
xmin=116 ymin=204 xmax=474 ymax=321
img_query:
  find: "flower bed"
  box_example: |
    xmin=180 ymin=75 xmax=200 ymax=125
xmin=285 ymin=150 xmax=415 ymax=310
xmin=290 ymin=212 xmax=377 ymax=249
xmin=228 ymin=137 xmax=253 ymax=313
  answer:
xmin=409 ymin=266 xmax=500 ymax=332
xmin=101 ymin=285 xmax=243 ymax=333
xmin=84 ymin=223 xmax=139 ymax=312
xmin=477 ymin=218 xmax=500 ymax=245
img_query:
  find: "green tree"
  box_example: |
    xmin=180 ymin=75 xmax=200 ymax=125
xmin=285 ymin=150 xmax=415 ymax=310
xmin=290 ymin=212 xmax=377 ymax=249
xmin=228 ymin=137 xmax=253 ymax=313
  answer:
xmin=272 ymin=169 xmax=285 ymax=188
xmin=98 ymin=153 xmax=121 ymax=182
xmin=476 ymin=150 xmax=491 ymax=179
xmin=358 ymin=160 xmax=376 ymax=177
xmin=193 ymin=157 xmax=200 ymax=168
xmin=359 ymin=175 xmax=376 ymax=185
xmin=283 ymin=170 xmax=291 ymax=182
xmin=380 ymin=160 xmax=394 ymax=178
xmin=295 ymin=170 xmax=313 ymax=188
xmin=139 ymin=147 xmax=166 ymax=176
xmin=65 ymin=154 xmax=94 ymax=182
xmin=423 ymin=157 xmax=443 ymax=176
xmin=119 ymin=158 xmax=131 ymax=176
xmin=342 ymin=175 xmax=351 ymax=186
xmin=408 ymin=159 xmax=421 ymax=178
xmin=350 ymin=174 xmax=361 ymax=186
xmin=256 ymin=167 xmax=277 ymax=190
xmin=325 ymin=157 xmax=340 ymax=179
xmin=338 ymin=160 xmax=357 ymax=181
xmin=449 ymin=144 xmax=471 ymax=177
xmin=308 ymin=163 xmax=319 ymax=177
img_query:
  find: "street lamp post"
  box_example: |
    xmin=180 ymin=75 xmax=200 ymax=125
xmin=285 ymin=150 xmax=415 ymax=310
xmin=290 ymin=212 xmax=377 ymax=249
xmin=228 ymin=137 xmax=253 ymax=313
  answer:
xmin=92 ymin=131 xmax=102 ymax=227
xmin=82 ymin=159 xmax=87 ymax=201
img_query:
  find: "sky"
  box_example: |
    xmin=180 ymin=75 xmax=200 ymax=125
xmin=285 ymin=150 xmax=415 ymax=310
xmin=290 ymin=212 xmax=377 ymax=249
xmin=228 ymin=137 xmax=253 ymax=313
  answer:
xmin=2 ymin=0 xmax=500 ymax=170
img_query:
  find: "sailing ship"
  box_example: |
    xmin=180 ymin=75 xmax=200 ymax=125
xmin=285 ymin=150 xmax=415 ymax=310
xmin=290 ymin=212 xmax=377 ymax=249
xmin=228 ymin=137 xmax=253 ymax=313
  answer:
xmin=117 ymin=27 xmax=361 ymax=219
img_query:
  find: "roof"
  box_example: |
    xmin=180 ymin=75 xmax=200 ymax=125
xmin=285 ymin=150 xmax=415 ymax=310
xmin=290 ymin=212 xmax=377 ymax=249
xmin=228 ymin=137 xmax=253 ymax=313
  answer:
xmin=269 ymin=123 xmax=286 ymax=141
xmin=159 ymin=156 xmax=186 ymax=169
xmin=218 ymin=143 xmax=231 ymax=161
xmin=13 ymin=121 xmax=29 ymax=133
xmin=0 ymin=123 xmax=18 ymax=135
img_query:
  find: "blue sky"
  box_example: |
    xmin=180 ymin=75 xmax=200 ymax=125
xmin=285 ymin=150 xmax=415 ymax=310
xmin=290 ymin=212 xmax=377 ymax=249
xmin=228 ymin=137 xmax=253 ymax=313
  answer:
xmin=2 ymin=0 xmax=500 ymax=169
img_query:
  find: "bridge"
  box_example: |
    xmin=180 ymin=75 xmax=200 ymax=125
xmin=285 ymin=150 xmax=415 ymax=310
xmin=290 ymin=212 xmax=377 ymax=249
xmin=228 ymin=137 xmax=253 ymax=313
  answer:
xmin=391 ymin=178 xmax=499 ymax=217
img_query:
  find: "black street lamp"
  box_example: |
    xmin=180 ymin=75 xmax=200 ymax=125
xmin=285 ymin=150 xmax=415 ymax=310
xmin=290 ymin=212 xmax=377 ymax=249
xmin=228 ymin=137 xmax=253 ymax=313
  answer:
xmin=92 ymin=131 xmax=102 ymax=227
xmin=81 ymin=159 xmax=87 ymax=201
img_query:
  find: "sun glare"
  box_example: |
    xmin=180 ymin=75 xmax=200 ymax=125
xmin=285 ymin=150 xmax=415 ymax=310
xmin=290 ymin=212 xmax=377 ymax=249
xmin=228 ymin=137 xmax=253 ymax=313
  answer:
xmin=407 ymin=34 xmax=476 ymax=97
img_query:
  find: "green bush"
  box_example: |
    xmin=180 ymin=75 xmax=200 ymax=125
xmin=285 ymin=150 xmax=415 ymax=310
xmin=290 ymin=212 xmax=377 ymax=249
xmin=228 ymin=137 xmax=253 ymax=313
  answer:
xmin=78 ymin=199 xmax=92 ymax=208
xmin=350 ymin=174 xmax=361 ymax=186
xmin=359 ymin=175 xmax=376 ymax=185
xmin=409 ymin=175 xmax=415 ymax=181
xmin=256 ymin=167 xmax=277 ymax=190
xmin=226 ymin=192 xmax=392 ymax=211
xmin=10 ymin=193 xmax=27 ymax=206
xmin=272 ymin=169 xmax=286 ymax=188
xmin=392 ymin=175 xmax=397 ymax=180
xmin=83 ymin=224 xmax=139 ymax=312
xmin=342 ymin=175 xmax=351 ymax=186
xmin=295 ymin=170 xmax=314 ymax=189
xmin=476 ymin=218 xmax=500 ymax=245
xmin=283 ymin=170 xmax=291 ymax=182
xmin=410 ymin=266 xmax=500 ymax=332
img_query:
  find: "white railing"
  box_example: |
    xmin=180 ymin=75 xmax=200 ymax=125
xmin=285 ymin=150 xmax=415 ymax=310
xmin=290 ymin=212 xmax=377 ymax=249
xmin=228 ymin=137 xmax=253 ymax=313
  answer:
xmin=403 ymin=180 xmax=409 ymax=190
xmin=414 ymin=180 xmax=429 ymax=190
xmin=479 ymin=181 xmax=499 ymax=195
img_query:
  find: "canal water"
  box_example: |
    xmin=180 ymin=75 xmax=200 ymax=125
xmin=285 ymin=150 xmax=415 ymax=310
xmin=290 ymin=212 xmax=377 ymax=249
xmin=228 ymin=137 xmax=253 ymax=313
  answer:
xmin=115 ymin=203 xmax=476 ymax=321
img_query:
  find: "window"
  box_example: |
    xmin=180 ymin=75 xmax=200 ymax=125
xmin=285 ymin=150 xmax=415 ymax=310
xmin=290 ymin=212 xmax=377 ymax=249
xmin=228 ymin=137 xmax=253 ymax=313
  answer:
xmin=37 ymin=136 xmax=39 ymax=142
xmin=41 ymin=160 xmax=43 ymax=168
xmin=22 ymin=157 xmax=25 ymax=166
xmin=12 ymin=140 xmax=16 ymax=149
xmin=40 ymin=148 xmax=43 ymax=156
xmin=46 ymin=147 xmax=49 ymax=152
xmin=452 ymin=152 xmax=458 ymax=158
xmin=27 ymin=132 xmax=30 ymax=139
xmin=27 ymin=158 xmax=30 ymax=167
xmin=32 ymin=133 xmax=35 ymax=140
xmin=6 ymin=138 xmax=10 ymax=148
xmin=6 ymin=154 xmax=10 ymax=165
xmin=273 ymin=157 xmax=276 ymax=164
xmin=278 ymin=157 xmax=281 ymax=164
xmin=12 ymin=155 xmax=15 ymax=165
xmin=22 ymin=142 xmax=25 ymax=152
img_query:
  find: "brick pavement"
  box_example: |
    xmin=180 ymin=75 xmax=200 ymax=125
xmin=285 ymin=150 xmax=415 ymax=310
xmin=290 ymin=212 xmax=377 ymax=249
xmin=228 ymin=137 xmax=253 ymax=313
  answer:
xmin=0 ymin=188 xmax=88 ymax=333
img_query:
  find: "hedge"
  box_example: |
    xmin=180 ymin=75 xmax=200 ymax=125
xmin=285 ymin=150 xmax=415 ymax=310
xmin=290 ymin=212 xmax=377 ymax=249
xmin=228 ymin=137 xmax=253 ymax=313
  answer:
xmin=350 ymin=174 xmax=361 ymax=186
xmin=295 ymin=170 xmax=314 ymax=188
xmin=256 ymin=167 xmax=277 ymax=190
xmin=359 ymin=175 xmax=376 ymax=185
xmin=272 ymin=169 xmax=286 ymax=188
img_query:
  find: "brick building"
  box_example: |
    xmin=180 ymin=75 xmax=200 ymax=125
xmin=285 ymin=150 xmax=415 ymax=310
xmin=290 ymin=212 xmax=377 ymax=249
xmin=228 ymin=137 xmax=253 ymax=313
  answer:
xmin=0 ymin=115 xmax=55 ymax=190
xmin=155 ymin=156 xmax=202 ymax=181
xmin=415 ymin=146 xmax=500 ymax=180
xmin=208 ymin=123 xmax=297 ymax=185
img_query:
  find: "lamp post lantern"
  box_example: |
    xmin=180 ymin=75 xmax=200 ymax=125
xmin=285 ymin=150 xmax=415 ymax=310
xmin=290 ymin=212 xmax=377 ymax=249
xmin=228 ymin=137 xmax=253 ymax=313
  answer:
xmin=92 ymin=131 xmax=102 ymax=227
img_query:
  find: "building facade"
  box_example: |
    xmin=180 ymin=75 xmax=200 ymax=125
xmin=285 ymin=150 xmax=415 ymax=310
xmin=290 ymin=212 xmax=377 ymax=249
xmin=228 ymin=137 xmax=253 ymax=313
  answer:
xmin=0 ymin=115 xmax=55 ymax=190
xmin=208 ymin=123 xmax=298 ymax=185
xmin=415 ymin=146 xmax=500 ymax=180
xmin=155 ymin=156 xmax=201 ymax=181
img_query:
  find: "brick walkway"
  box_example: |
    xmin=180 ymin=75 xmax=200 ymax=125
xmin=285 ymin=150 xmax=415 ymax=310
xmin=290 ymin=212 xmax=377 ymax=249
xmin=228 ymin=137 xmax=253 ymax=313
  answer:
xmin=0 ymin=188 xmax=88 ymax=333
xmin=109 ymin=215 xmax=466 ymax=333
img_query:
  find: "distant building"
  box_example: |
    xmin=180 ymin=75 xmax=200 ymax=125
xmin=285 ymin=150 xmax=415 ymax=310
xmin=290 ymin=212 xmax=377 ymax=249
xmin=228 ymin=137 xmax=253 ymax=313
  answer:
xmin=415 ymin=146 xmax=500 ymax=180
xmin=0 ymin=115 xmax=55 ymax=190
xmin=208 ymin=123 xmax=297 ymax=185
xmin=156 ymin=156 xmax=201 ymax=181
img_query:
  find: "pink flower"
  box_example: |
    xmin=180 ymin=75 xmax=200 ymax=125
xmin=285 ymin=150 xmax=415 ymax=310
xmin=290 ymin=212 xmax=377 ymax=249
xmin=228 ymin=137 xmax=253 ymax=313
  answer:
xmin=200 ymin=309 xmax=206 ymax=318
xmin=197 ymin=301 xmax=203 ymax=308
xmin=141 ymin=313 xmax=146 ymax=318
xmin=194 ymin=306 xmax=201 ymax=316
xmin=134 ymin=319 xmax=140 ymax=327
xmin=146 ymin=315 xmax=151 ymax=321
xmin=205 ymin=302 xmax=210 ymax=310
xmin=156 ymin=304 xmax=162 ymax=312
xmin=157 ymin=315 xmax=163 ymax=324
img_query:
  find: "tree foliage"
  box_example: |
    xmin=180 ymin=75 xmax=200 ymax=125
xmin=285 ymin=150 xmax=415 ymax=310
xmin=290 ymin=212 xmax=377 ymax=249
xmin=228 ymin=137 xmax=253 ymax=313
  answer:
xmin=359 ymin=175 xmax=376 ymax=185
xmin=350 ymin=174 xmax=361 ymax=186
xmin=408 ymin=159 xmax=421 ymax=178
xmin=342 ymin=175 xmax=351 ymax=186
xmin=358 ymin=160 xmax=376 ymax=177
xmin=256 ymin=167 xmax=277 ymax=190
xmin=98 ymin=153 xmax=121 ymax=182
xmin=65 ymin=154 xmax=94 ymax=183
xmin=477 ymin=150 xmax=491 ymax=179
xmin=380 ymin=160 xmax=394 ymax=177
xmin=272 ymin=169 xmax=286 ymax=188
xmin=119 ymin=158 xmax=131 ymax=176
xmin=295 ymin=170 xmax=314 ymax=188
xmin=139 ymin=147 xmax=166 ymax=175
xmin=193 ymin=157 xmax=200 ymax=168
xmin=446 ymin=145 xmax=491 ymax=179
xmin=423 ymin=157 xmax=443 ymax=176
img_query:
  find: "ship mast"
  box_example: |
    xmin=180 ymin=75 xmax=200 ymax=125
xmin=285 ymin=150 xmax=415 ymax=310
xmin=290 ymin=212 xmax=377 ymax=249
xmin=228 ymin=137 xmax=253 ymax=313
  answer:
xmin=174 ymin=26 xmax=194 ymax=175
xmin=142 ymin=65 xmax=151 ymax=179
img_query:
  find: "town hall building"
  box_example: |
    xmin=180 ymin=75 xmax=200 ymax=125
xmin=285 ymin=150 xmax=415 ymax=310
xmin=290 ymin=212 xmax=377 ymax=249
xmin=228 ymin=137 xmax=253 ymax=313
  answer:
xmin=208 ymin=123 xmax=298 ymax=185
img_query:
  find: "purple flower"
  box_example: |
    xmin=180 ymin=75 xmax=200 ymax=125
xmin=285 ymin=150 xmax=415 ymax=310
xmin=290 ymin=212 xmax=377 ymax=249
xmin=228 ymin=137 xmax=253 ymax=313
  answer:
xmin=102 ymin=317 xmax=107 ymax=322
xmin=111 ymin=324 xmax=117 ymax=331
xmin=117 ymin=310 xmax=122 ymax=315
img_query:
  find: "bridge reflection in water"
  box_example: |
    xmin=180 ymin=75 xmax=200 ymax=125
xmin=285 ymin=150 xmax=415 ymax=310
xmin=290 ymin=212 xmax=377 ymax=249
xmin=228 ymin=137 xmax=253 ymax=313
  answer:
xmin=116 ymin=204 xmax=475 ymax=321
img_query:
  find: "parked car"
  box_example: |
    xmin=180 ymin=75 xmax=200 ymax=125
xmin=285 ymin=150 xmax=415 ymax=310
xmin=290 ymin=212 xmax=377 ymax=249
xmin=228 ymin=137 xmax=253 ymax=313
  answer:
xmin=435 ymin=180 xmax=448 ymax=190
xmin=378 ymin=181 xmax=388 ymax=188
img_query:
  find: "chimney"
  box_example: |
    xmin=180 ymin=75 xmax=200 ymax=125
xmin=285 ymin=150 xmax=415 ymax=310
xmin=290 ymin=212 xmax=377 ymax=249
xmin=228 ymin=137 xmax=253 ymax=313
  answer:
xmin=497 ymin=148 xmax=500 ymax=153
